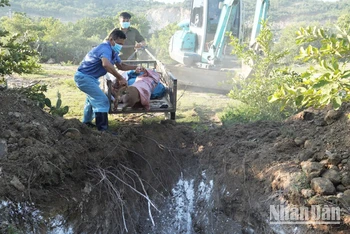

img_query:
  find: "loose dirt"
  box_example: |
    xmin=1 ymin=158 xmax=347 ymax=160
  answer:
xmin=0 ymin=88 xmax=349 ymax=233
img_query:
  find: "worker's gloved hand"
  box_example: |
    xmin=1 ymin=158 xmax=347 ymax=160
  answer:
xmin=134 ymin=43 xmax=147 ymax=50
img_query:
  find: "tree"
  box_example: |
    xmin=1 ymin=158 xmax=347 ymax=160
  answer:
xmin=148 ymin=23 xmax=179 ymax=63
xmin=0 ymin=0 xmax=9 ymax=7
xmin=337 ymin=13 xmax=350 ymax=31
xmin=273 ymin=21 xmax=321 ymax=65
xmin=0 ymin=2 xmax=40 ymax=82
xmin=221 ymin=21 xmax=292 ymax=123
xmin=74 ymin=16 xmax=114 ymax=40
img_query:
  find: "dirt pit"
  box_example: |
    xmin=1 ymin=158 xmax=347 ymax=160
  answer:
xmin=0 ymin=89 xmax=350 ymax=234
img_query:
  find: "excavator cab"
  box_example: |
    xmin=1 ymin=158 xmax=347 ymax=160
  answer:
xmin=167 ymin=0 xmax=269 ymax=92
xmin=169 ymin=0 xmax=242 ymax=68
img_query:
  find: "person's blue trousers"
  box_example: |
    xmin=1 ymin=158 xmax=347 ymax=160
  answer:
xmin=74 ymin=71 xmax=109 ymax=130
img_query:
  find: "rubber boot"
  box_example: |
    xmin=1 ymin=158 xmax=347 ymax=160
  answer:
xmin=95 ymin=112 xmax=108 ymax=131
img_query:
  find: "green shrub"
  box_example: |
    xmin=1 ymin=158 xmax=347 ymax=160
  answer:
xmin=222 ymin=21 xmax=294 ymax=124
xmin=21 ymin=84 xmax=69 ymax=117
xmin=20 ymin=84 xmax=48 ymax=108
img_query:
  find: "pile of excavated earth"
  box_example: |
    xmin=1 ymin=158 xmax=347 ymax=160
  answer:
xmin=0 ymin=88 xmax=349 ymax=233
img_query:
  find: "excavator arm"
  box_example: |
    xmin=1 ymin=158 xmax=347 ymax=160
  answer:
xmin=250 ymin=0 xmax=270 ymax=48
xmin=207 ymin=0 xmax=242 ymax=66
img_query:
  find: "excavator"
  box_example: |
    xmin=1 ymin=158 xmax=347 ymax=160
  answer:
xmin=167 ymin=0 xmax=270 ymax=93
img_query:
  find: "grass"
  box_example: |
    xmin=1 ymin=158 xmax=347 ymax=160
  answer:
xmin=175 ymin=90 xmax=239 ymax=129
xmin=12 ymin=63 xmax=238 ymax=128
xmin=18 ymin=64 xmax=86 ymax=119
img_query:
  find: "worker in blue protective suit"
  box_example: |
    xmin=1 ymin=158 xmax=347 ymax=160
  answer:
xmin=74 ymin=29 xmax=143 ymax=131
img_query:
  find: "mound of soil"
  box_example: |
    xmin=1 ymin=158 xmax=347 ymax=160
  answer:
xmin=0 ymin=88 xmax=350 ymax=234
xmin=0 ymin=89 xmax=193 ymax=233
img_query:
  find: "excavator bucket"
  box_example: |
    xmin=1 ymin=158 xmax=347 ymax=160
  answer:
xmin=144 ymin=48 xmax=238 ymax=94
xmin=167 ymin=56 xmax=242 ymax=94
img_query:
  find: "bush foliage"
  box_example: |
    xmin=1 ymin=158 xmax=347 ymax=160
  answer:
xmin=222 ymin=22 xmax=295 ymax=124
xmin=223 ymin=13 xmax=350 ymax=125
xmin=270 ymin=24 xmax=350 ymax=110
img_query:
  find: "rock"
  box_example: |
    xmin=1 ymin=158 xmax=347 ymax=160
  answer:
xmin=319 ymin=159 xmax=328 ymax=165
xmin=340 ymin=189 xmax=350 ymax=204
xmin=321 ymin=169 xmax=341 ymax=184
xmin=324 ymin=109 xmax=342 ymax=124
xmin=53 ymin=117 xmax=66 ymax=128
xmin=336 ymin=184 xmax=346 ymax=192
xmin=8 ymin=137 xmax=16 ymax=144
xmin=315 ymin=152 xmax=328 ymax=161
xmin=314 ymin=117 xmax=327 ymax=126
xmin=273 ymin=139 xmax=295 ymax=152
xmin=344 ymin=215 xmax=350 ymax=226
xmin=18 ymin=138 xmax=33 ymax=147
xmin=294 ymin=137 xmax=306 ymax=146
xmin=0 ymin=139 xmax=8 ymax=158
xmin=267 ymin=131 xmax=280 ymax=138
xmin=298 ymin=150 xmax=315 ymax=161
xmin=336 ymin=193 xmax=344 ymax=198
xmin=311 ymin=177 xmax=336 ymax=195
xmin=341 ymin=153 xmax=349 ymax=159
xmin=293 ymin=157 xmax=300 ymax=164
xmin=83 ymin=182 xmax=92 ymax=194
xmin=344 ymin=160 xmax=350 ymax=171
xmin=304 ymin=140 xmax=314 ymax=149
xmin=344 ymin=189 xmax=350 ymax=196
xmin=10 ymin=176 xmax=25 ymax=191
xmin=8 ymin=112 xmax=22 ymax=118
xmin=341 ymin=173 xmax=350 ymax=187
xmin=301 ymin=161 xmax=324 ymax=179
xmin=328 ymin=165 xmax=339 ymax=171
xmin=326 ymin=151 xmax=341 ymax=165
xmin=1 ymin=130 xmax=16 ymax=139
xmin=301 ymin=189 xmax=315 ymax=198
xmin=38 ymin=125 xmax=49 ymax=135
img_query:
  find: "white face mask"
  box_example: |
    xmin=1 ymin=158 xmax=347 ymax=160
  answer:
xmin=121 ymin=22 xmax=130 ymax=28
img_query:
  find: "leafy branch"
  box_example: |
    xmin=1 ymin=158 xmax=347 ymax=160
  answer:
xmin=270 ymin=25 xmax=350 ymax=110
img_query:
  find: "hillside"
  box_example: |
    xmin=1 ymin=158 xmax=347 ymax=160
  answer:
xmin=0 ymin=0 xmax=168 ymax=21
xmin=1 ymin=0 xmax=349 ymax=33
